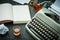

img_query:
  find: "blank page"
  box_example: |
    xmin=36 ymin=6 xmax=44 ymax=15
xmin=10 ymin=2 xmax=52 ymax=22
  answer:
xmin=51 ymin=0 xmax=60 ymax=16
xmin=13 ymin=0 xmax=30 ymax=4
xmin=13 ymin=5 xmax=31 ymax=24
xmin=0 ymin=3 xmax=13 ymax=21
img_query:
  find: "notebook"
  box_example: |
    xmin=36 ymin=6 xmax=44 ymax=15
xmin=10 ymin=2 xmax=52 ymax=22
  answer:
xmin=0 ymin=3 xmax=31 ymax=24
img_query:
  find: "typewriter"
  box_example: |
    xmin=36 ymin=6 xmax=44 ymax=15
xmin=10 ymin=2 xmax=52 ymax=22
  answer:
xmin=26 ymin=0 xmax=60 ymax=40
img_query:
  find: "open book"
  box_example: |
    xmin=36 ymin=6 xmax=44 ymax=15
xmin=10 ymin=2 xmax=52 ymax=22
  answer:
xmin=0 ymin=3 xmax=31 ymax=24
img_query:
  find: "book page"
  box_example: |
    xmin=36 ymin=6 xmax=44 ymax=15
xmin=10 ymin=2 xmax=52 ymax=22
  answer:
xmin=0 ymin=3 xmax=13 ymax=21
xmin=13 ymin=0 xmax=30 ymax=4
xmin=13 ymin=5 xmax=31 ymax=24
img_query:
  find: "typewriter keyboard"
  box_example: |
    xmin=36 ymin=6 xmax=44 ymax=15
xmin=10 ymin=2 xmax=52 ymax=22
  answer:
xmin=27 ymin=18 xmax=59 ymax=40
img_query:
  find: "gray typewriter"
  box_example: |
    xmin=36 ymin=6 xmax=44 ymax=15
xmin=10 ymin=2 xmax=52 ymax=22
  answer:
xmin=26 ymin=0 xmax=60 ymax=40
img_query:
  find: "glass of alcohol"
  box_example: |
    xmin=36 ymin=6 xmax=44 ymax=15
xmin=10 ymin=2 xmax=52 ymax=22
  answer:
xmin=13 ymin=26 xmax=21 ymax=36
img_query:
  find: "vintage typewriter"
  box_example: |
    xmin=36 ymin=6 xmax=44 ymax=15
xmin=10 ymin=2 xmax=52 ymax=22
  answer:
xmin=25 ymin=0 xmax=60 ymax=40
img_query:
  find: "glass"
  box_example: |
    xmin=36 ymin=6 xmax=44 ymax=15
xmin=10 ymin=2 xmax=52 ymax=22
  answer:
xmin=13 ymin=26 xmax=21 ymax=36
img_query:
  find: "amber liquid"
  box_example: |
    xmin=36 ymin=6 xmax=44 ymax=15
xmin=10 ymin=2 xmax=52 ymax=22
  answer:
xmin=13 ymin=28 xmax=20 ymax=36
